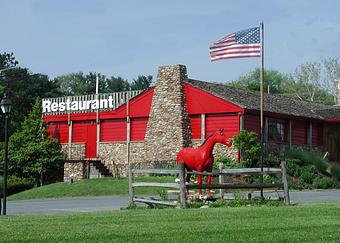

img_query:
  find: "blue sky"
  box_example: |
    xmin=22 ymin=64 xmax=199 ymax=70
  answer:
xmin=1 ymin=0 xmax=340 ymax=83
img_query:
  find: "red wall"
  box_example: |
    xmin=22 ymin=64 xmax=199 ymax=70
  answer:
xmin=189 ymin=115 xmax=201 ymax=139
xmin=100 ymin=119 xmax=126 ymax=142
xmin=205 ymin=113 xmax=239 ymax=139
xmin=292 ymin=120 xmax=307 ymax=145
xmin=244 ymin=114 xmax=260 ymax=135
xmin=72 ymin=121 xmax=97 ymax=158
xmin=312 ymin=123 xmax=323 ymax=146
xmin=47 ymin=122 xmax=68 ymax=143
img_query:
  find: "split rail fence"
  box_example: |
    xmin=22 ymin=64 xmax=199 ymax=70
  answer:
xmin=128 ymin=162 xmax=290 ymax=208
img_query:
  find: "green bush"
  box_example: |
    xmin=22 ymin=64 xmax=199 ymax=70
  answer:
xmin=312 ymin=176 xmax=339 ymax=189
xmin=300 ymin=165 xmax=319 ymax=184
xmin=233 ymin=131 xmax=260 ymax=161
xmin=330 ymin=165 xmax=340 ymax=181
xmin=0 ymin=176 xmax=35 ymax=196
xmin=287 ymin=150 xmax=328 ymax=173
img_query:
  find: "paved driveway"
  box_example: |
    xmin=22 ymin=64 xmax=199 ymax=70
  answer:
xmin=6 ymin=190 xmax=340 ymax=215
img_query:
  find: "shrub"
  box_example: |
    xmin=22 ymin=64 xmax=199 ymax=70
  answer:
xmin=233 ymin=131 xmax=260 ymax=161
xmin=287 ymin=150 xmax=328 ymax=173
xmin=0 ymin=176 xmax=35 ymax=196
xmin=330 ymin=165 xmax=340 ymax=181
xmin=312 ymin=176 xmax=339 ymax=189
xmin=300 ymin=165 xmax=319 ymax=184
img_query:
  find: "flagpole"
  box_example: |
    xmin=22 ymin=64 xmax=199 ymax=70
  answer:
xmin=260 ymin=22 xmax=265 ymax=198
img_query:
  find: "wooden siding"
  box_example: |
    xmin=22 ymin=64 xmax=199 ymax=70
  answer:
xmin=312 ymin=123 xmax=323 ymax=146
xmin=131 ymin=118 xmax=148 ymax=141
xmin=292 ymin=120 xmax=307 ymax=145
xmin=184 ymin=83 xmax=243 ymax=115
xmin=100 ymin=119 xmax=127 ymax=142
xmin=244 ymin=114 xmax=260 ymax=135
xmin=205 ymin=113 xmax=239 ymax=139
xmin=189 ymin=115 xmax=201 ymax=139
xmin=72 ymin=121 xmax=97 ymax=158
xmin=47 ymin=122 xmax=69 ymax=143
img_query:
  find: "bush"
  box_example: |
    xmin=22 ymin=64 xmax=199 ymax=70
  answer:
xmin=287 ymin=150 xmax=328 ymax=174
xmin=299 ymin=165 xmax=319 ymax=184
xmin=0 ymin=176 xmax=35 ymax=196
xmin=312 ymin=176 xmax=339 ymax=189
xmin=330 ymin=165 xmax=340 ymax=181
xmin=233 ymin=131 xmax=260 ymax=161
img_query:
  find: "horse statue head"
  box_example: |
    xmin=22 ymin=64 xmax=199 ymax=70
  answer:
xmin=214 ymin=128 xmax=232 ymax=147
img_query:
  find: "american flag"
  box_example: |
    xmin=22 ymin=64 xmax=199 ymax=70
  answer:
xmin=209 ymin=27 xmax=261 ymax=62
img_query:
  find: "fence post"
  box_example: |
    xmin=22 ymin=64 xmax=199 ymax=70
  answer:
xmin=219 ymin=162 xmax=224 ymax=199
xmin=281 ymin=161 xmax=290 ymax=205
xmin=128 ymin=164 xmax=135 ymax=207
xmin=179 ymin=164 xmax=186 ymax=208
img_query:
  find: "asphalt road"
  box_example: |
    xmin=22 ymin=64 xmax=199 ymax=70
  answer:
xmin=6 ymin=190 xmax=340 ymax=215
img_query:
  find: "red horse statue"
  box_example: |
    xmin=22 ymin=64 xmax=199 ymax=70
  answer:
xmin=176 ymin=129 xmax=232 ymax=197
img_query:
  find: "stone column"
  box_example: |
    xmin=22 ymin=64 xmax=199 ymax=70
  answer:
xmin=144 ymin=65 xmax=192 ymax=162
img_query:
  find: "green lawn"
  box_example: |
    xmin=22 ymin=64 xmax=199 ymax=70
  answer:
xmin=0 ymin=203 xmax=339 ymax=242
xmin=9 ymin=176 xmax=176 ymax=201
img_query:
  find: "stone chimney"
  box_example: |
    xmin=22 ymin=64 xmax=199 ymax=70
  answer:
xmin=144 ymin=65 xmax=192 ymax=162
xmin=336 ymin=79 xmax=340 ymax=106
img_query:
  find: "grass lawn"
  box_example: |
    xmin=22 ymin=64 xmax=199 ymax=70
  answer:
xmin=0 ymin=203 xmax=339 ymax=242
xmin=9 ymin=176 xmax=176 ymax=201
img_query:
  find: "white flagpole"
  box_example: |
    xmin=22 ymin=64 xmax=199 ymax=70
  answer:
xmin=260 ymin=22 xmax=265 ymax=198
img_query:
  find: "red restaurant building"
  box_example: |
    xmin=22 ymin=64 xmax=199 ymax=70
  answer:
xmin=43 ymin=65 xmax=340 ymax=181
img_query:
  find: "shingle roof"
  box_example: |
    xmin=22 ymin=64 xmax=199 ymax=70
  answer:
xmin=186 ymin=79 xmax=340 ymax=120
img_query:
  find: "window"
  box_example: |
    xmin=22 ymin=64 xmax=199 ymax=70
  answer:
xmin=268 ymin=120 xmax=286 ymax=142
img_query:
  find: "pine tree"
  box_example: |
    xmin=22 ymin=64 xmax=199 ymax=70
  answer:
xmin=7 ymin=98 xmax=64 ymax=185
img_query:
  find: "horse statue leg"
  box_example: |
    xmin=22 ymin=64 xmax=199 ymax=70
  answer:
xmin=185 ymin=169 xmax=192 ymax=197
xmin=206 ymin=165 xmax=213 ymax=198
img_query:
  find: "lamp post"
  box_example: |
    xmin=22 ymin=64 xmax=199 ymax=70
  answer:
xmin=1 ymin=94 xmax=12 ymax=215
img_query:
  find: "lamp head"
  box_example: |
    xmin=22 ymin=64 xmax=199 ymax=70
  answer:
xmin=0 ymin=94 xmax=12 ymax=114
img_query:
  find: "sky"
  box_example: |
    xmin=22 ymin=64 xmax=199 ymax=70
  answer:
xmin=1 ymin=0 xmax=340 ymax=84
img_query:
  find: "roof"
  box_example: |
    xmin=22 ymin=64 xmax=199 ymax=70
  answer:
xmin=186 ymin=79 xmax=340 ymax=120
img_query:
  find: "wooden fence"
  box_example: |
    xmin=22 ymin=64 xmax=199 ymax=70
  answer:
xmin=128 ymin=162 xmax=290 ymax=208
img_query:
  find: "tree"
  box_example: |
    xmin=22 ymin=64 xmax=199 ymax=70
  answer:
xmin=231 ymin=68 xmax=290 ymax=94
xmin=0 ymin=52 xmax=60 ymax=138
xmin=130 ymin=75 xmax=153 ymax=90
xmin=54 ymin=72 xmax=106 ymax=96
xmin=105 ymin=76 xmax=130 ymax=93
xmin=7 ymin=98 xmax=64 ymax=185
xmin=284 ymin=61 xmax=335 ymax=105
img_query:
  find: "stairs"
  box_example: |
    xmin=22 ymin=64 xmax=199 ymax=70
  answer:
xmin=90 ymin=160 xmax=113 ymax=178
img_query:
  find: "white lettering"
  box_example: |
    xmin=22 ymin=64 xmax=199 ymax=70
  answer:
xmin=51 ymin=102 xmax=58 ymax=112
xmin=108 ymin=96 xmax=114 ymax=108
xmin=71 ymin=101 xmax=78 ymax=111
xmin=91 ymin=100 xmax=99 ymax=109
xmin=59 ymin=102 xmax=66 ymax=112
xmin=42 ymin=100 xmax=51 ymax=113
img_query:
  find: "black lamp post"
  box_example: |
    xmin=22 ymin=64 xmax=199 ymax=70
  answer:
xmin=1 ymin=94 xmax=12 ymax=215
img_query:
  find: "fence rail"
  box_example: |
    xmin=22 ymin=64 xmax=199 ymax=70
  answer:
xmin=128 ymin=161 xmax=290 ymax=208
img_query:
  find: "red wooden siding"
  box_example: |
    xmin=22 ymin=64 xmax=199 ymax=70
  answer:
xmin=312 ymin=123 xmax=323 ymax=146
xmin=72 ymin=121 xmax=97 ymax=158
xmin=190 ymin=115 xmax=201 ymax=139
xmin=47 ymin=122 xmax=68 ymax=143
xmin=101 ymin=119 xmax=127 ymax=142
xmin=131 ymin=118 xmax=148 ymax=141
xmin=244 ymin=114 xmax=260 ymax=135
xmin=205 ymin=113 xmax=239 ymax=139
xmin=184 ymin=83 xmax=243 ymax=115
xmin=292 ymin=120 xmax=307 ymax=145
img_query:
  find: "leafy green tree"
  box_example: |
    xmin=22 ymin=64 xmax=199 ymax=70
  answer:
xmin=105 ymin=76 xmax=130 ymax=93
xmin=7 ymin=98 xmax=64 ymax=185
xmin=284 ymin=61 xmax=335 ymax=105
xmin=0 ymin=52 xmax=60 ymax=138
xmin=231 ymin=68 xmax=289 ymax=94
xmin=130 ymin=75 xmax=153 ymax=90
